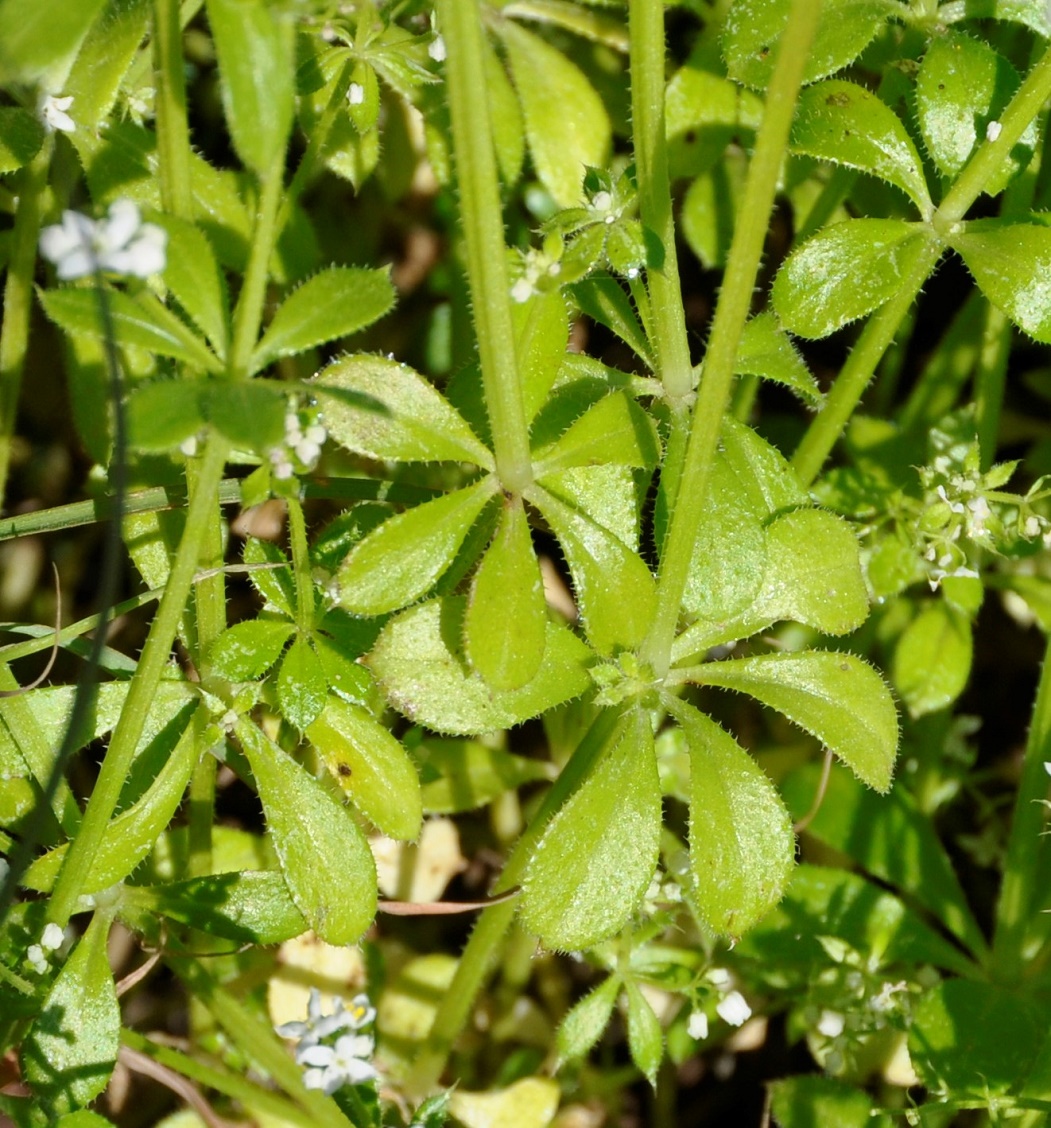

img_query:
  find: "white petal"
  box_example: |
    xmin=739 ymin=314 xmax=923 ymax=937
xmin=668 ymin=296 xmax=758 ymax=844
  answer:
xmin=55 ymin=247 xmax=97 ymax=280
xmin=103 ymin=199 xmax=142 ymax=250
xmin=715 ymin=991 xmax=752 ymax=1027
xmin=40 ymin=923 xmax=64 ymax=951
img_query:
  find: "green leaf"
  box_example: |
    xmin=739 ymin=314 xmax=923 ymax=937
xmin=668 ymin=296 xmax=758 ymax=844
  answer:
xmin=126 ymin=380 xmax=204 ymax=451
xmin=39 ymin=288 xmax=222 ymax=372
xmin=338 ymin=480 xmax=496 ymax=616
xmin=207 ymin=619 xmax=294 ymax=681
xmin=772 ymin=219 xmax=933 ymax=339
xmin=206 ymin=0 xmax=295 ymax=173
xmin=909 ymin=980 xmax=1044 ymax=1096
xmin=952 ymin=225 xmax=1051 ymax=343
xmin=204 ymin=381 xmax=289 ymax=452
xmin=521 ymin=709 xmax=661 ymax=950
xmin=516 ymin=289 xmax=569 ymax=424
xmin=236 ymin=720 xmax=376 ymax=944
xmin=556 ymin=976 xmax=620 ymax=1063
xmin=465 ymin=496 xmax=547 ymax=691
xmin=251 ymin=267 xmax=395 ymax=374
xmin=22 ymin=913 xmax=119 ymax=1117
xmin=770 ymin=1076 xmax=886 ymax=1128
xmin=893 ymin=601 xmax=973 ymax=718
xmin=532 ymin=391 xmax=661 ymax=474
xmin=64 ymin=0 xmax=150 ymax=130
xmin=0 ymin=107 xmax=44 ymax=174
xmin=722 ymin=0 xmax=896 ymax=90
xmin=733 ymin=312 xmax=823 ymax=404
xmin=418 ymin=738 xmax=551 ymax=813
xmin=567 ymin=276 xmax=655 ymax=369
xmin=316 ymin=355 xmax=493 ymax=466
xmin=368 ymin=596 xmax=592 ymax=735
xmin=244 ymin=537 xmax=295 ymax=617
xmin=127 ymin=870 xmax=306 ymax=944
xmin=157 ymin=217 xmax=230 ymax=359
xmin=916 ymin=31 xmax=1035 ymax=196
xmin=483 ymin=30 xmax=525 ymax=185
xmin=790 ymin=80 xmax=932 ymax=215
xmin=674 ymin=702 xmax=794 ymax=938
xmin=666 ymin=58 xmax=762 ymax=179
xmin=625 ymin=979 xmax=663 ymax=1088
xmin=277 ymin=637 xmax=329 ymax=731
xmin=530 ymin=483 xmax=657 ymax=654
xmin=307 ymin=697 xmax=422 ymax=840
xmin=498 ymin=20 xmax=611 ymax=207
xmin=939 ymin=0 xmax=1051 ymax=36
xmin=690 ymin=651 xmax=898 ymax=792
xmin=781 ymin=763 xmax=987 ymax=958
xmin=0 ymin=0 xmax=107 ymax=83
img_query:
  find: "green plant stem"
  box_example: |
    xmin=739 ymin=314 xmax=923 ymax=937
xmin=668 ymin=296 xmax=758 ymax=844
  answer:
xmin=46 ymin=437 xmax=230 ymax=928
xmin=406 ymin=706 xmax=623 ymax=1094
xmin=791 ymin=238 xmax=942 ymax=487
xmin=642 ymin=0 xmax=821 ymax=678
xmin=990 ymin=635 xmax=1051 ymax=985
xmin=435 ymin=0 xmax=531 ymax=494
xmin=628 ymin=0 xmax=692 ymax=400
xmin=287 ymin=495 xmax=314 ymax=634
xmin=0 ymin=139 xmax=51 ymax=510
xmin=153 ymin=0 xmax=193 ymax=218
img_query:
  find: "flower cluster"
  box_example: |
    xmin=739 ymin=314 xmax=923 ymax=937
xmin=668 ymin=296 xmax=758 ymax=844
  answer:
xmin=39 ymin=92 xmax=75 ymax=134
xmin=686 ymin=967 xmax=754 ymax=1043
xmin=39 ymin=198 xmax=168 ymax=281
xmin=276 ymin=987 xmax=378 ymax=1095
xmin=268 ymin=403 xmax=329 ymax=480
xmin=26 ymin=923 xmax=65 ymax=975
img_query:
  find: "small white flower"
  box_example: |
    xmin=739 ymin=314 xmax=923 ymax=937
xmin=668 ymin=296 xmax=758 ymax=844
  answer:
xmin=299 ymin=1032 xmax=378 ymax=1093
xmin=347 ymin=83 xmax=365 ymax=106
xmin=277 ymin=988 xmax=371 ymax=1049
xmin=40 ymin=198 xmax=167 ymax=280
xmin=40 ymin=923 xmax=64 ymax=952
xmin=966 ymin=495 xmax=991 ymax=536
xmin=180 ymin=435 xmax=200 ymax=457
xmin=27 ymin=945 xmax=48 ymax=975
xmin=295 ymin=439 xmax=321 ymax=467
xmin=510 ymin=276 xmax=533 ymax=303
xmin=591 ymin=190 xmax=612 ymax=212
xmin=305 ymin=423 xmax=328 ymax=445
xmin=986 ymin=119 xmax=1002 ymax=142
xmin=40 ymin=93 xmax=75 ymax=134
xmin=428 ymin=34 xmax=446 ymax=62
xmin=816 ymin=1010 xmax=845 ymax=1038
xmin=715 ymin=991 xmax=751 ymax=1027
xmin=1044 ymin=761 xmax=1051 ymax=777
xmin=687 ymin=1010 xmax=709 ymax=1040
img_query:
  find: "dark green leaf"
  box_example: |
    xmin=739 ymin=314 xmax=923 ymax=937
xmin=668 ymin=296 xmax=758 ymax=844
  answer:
xmin=770 ymin=1076 xmax=887 ymax=1128
xmin=0 ymin=107 xmax=44 ymax=174
xmin=567 ymin=276 xmax=655 ymax=369
xmin=126 ymin=381 xmax=205 ymax=451
xmin=203 ymin=381 xmax=288 ymax=451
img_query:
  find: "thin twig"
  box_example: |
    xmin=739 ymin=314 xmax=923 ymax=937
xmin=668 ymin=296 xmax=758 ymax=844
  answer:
xmin=792 ymin=748 xmax=834 ymax=834
xmin=0 ymin=563 xmax=61 ymax=698
xmin=377 ymin=886 xmax=520 ymax=916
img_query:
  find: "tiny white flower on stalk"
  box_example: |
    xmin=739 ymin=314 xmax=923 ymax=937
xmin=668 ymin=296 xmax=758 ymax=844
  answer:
xmin=27 ymin=945 xmax=48 ymax=975
xmin=816 ymin=1010 xmax=845 ymax=1038
xmin=39 ymin=93 xmax=75 ymax=134
xmin=687 ymin=1010 xmax=709 ymax=1040
xmin=347 ymin=83 xmax=365 ymax=106
xmin=299 ymin=1031 xmax=378 ymax=1093
xmin=40 ymin=198 xmax=167 ymax=280
xmin=986 ymin=119 xmax=1002 ymax=142
xmin=40 ymin=923 xmax=64 ymax=952
xmin=428 ymin=34 xmax=446 ymax=62
xmin=715 ymin=991 xmax=752 ymax=1027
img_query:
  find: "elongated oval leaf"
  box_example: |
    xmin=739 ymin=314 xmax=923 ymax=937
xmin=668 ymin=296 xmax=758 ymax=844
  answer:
xmin=674 ymin=702 xmax=794 ymax=938
xmin=567 ymin=276 xmax=655 ymax=369
xmin=206 ymin=0 xmax=295 ymax=173
xmin=251 ymin=267 xmax=395 ymax=374
xmin=530 ymin=484 xmax=657 ymax=654
xmin=498 ymin=20 xmax=611 ymax=207
xmin=465 ymin=496 xmax=547 ymax=691
xmin=39 ymin=287 xmax=221 ymax=372
xmin=625 ymin=980 xmax=663 ymax=1088
xmin=338 ymin=479 xmax=495 ymax=615
xmin=690 ymin=650 xmax=899 ymax=792
xmin=237 ymin=720 xmax=376 ymax=944
xmin=772 ymin=219 xmax=933 ymax=339
xmin=532 ymin=391 xmax=661 ymax=475
xmin=368 ymin=596 xmax=591 ymax=735
xmin=277 ymin=637 xmax=329 ymax=731
xmin=207 ymin=619 xmax=294 ymax=681
xmin=316 ymin=355 xmax=493 ymax=466
xmin=158 ymin=217 xmax=230 ymax=359
xmin=522 ymin=710 xmax=661 ymax=950
xmin=22 ymin=913 xmax=119 ymax=1117
xmin=557 ymin=976 xmax=620 ymax=1064
xmin=307 ymin=697 xmax=422 ymax=840
xmin=893 ymin=601 xmax=973 ymax=718
xmin=791 ymin=80 xmax=931 ymax=214
xmin=733 ymin=312 xmax=823 ymax=404
xmin=952 ymin=225 xmax=1051 ymax=343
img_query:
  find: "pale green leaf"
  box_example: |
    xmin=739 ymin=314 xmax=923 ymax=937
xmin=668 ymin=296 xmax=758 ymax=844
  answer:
xmin=690 ymin=650 xmax=899 ymax=792
xmin=674 ymin=702 xmax=794 ymax=937
xmin=307 ymin=696 xmax=422 ymax=840
xmin=516 ymin=289 xmax=569 ymax=424
xmin=498 ymin=20 xmax=611 ymax=206
xmin=521 ymin=709 xmax=661 ymax=949
xmin=532 ymin=391 xmax=661 ymax=475
xmin=207 ymin=619 xmax=294 ymax=682
xmin=484 ymin=30 xmax=525 ymax=185
xmin=939 ymin=0 xmax=1050 ymax=35
xmin=952 ymin=225 xmax=1051 ymax=343
xmin=567 ymin=275 xmax=655 ymax=369
xmin=791 ymin=80 xmax=931 ymax=214
xmin=770 ymin=1077 xmax=884 ymax=1128
xmin=251 ymin=267 xmax=395 ymax=374
xmin=316 ymin=354 xmax=493 ymax=466
xmin=557 ymin=976 xmax=620 ymax=1063
xmin=0 ymin=0 xmax=106 ymax=83
xmin=772 ymin=219 xmax=932 ymax=339
xmin=465 ymin=496 xmax=547 ymax=691
xmin=625 ymin=980 xmax=663 ymax=1088
xmin=338 ymin=479 xmax=496 ymax=616
xmin=157 ymin=216 xmax=230 ymax=359
xmin=418 ymin=738 xmax=551 ymax=813
xmin=237 ymin=720 xmax=376 ymax=944
xmin=277 ymin=637 xmax=329 ymax=731
xmin=448 ymin=1078 xmax=560 ymax=1128
xmin=64 ymin=0 xmax=150 ymax=129
xmin=367 ymin=596 xmax=592 ymax=735
xmin=893 ymin=601 xmax=973 ymax=718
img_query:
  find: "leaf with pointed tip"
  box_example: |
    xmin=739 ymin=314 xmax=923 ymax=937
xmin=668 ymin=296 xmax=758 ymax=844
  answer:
xmin=277 ymin=637 xmax=329 ymax=731
xmin=158 ymin=217 xmax=230 ymax=359
xmin=522 ymin=710 xmax=661 ymax=950
xmin=734 ymin=312 xmax=823 ymax=404
xmin=530 ymin=483 xmax=657 ymax=654
xmin=237 ymin=720 xmax=376 ymax=944
xmin=772 ymin=219 xmax=933 ymax=339
xmin=557 ymin=976 xmax=620 ymax=1063
xmin=316 ymin=355 xmax=493 ymax=466
xmin=367 ymin=596 xmax=591 ymax=735
xmin=22 ymin=913 xmax=119 ymax=1117
xmin=673 ymin=702 xmax=794 ymax=937
xmin=465 ymin=496 xmax=547 ymax=691
xmin=0 ymin=0 xmax=106 ymax=83
xmin=568 ymin=276 xmax=655 ymax=369
xmin=952 ymin=225 xmax=1051 ymax=343
xmin=207 ymin=619 xmax=294 ymax=681
xmin=532 ymin=391 xmax=661 ymax=475
xmin=625 ymin=980 xmax=663 ymax=1088
xmin=251 ymin=267 xmax=395 ymax=373
xmin=498 ymin=20 xmax=611 ymax=207
xmin=338 ymin=480 xmax=495 ymax=615
xmin=791 ymin=80 xmax=931 ymax=214
xmin=516 ymin=289 xmax=569 ymax=424
xmin=688 ymin=650 xmax=898 ymax=792
xmin=307 ymin=697 xmax=422 ymax=840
